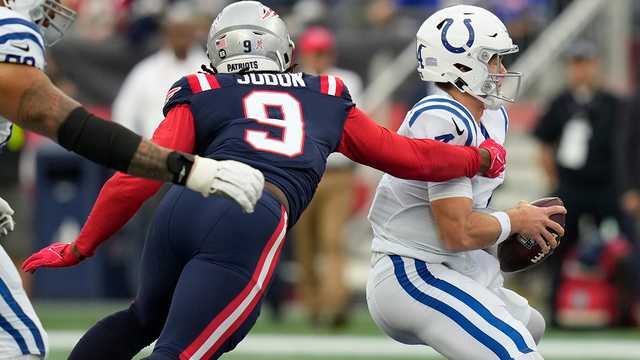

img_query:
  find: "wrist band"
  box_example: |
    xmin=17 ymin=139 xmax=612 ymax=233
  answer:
xmin=490 ymin=211 xmax=511 ymax=244
xmin=166 ymin=152 xmax=195 ymax=185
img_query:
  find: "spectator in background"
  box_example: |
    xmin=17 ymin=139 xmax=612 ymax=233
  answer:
xmin=534 ymin=41 xmax=638 ymax=326
xmin=620 ymin=94 xmax=640 ymax=220
xmin=619 ymin=75 xmax=640 ymax=323
xmin=112 ymin=1 xmax=208 ymax=138
xmin=107 ymin=1 xmax=208 ymax=296
xmin=292 ymin=26 xmax=363 ymax=328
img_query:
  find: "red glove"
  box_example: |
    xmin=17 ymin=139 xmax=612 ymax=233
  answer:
xmin=479 ymin=139 xmax=507 ymax=178
xmin=21 ymin=242 xmax=86 ymax=273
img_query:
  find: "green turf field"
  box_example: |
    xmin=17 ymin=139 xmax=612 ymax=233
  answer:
xmin=35 ymin=301 xmax=640 ymax=360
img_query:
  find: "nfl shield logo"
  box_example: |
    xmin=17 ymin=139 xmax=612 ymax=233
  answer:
xmin=215 ymin=38 xmax=226 ymax=49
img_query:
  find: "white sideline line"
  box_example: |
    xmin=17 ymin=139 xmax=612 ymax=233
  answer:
xmin=48 ymin=331 xmax=640 ymax=359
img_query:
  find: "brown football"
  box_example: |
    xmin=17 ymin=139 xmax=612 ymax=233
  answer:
xmin=497 ymin=197 xmax=565 ymax=273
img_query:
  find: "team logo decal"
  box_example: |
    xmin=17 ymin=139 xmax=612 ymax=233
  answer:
xmin=261 ymin=6 xmax=278 ymax=19
xmin=441 ymin=18 xmax=474 ymax=54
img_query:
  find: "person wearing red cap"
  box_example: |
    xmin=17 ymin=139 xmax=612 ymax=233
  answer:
xmin=293 ymin=26 xmax=364 ymax=328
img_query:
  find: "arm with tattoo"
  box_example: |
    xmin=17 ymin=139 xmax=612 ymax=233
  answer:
xmin=1 ymin=63 xmax=190 ymax=182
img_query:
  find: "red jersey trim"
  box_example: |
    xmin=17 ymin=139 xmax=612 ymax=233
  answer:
xmin=187 ymin=74 xmax=221 ymax=94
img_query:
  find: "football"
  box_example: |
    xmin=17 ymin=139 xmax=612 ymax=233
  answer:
xmin=497 ymin=197 xmax=565 ymax=273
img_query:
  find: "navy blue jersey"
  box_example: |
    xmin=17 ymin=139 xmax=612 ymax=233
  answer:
xmin=163 ymin=72 xmax=354 ymax=224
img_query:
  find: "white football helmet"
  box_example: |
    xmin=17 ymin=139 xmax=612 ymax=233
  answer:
xmin=206 ymin=1 xmax=294 ymax=74
xmin=3 ymin=0 xmax=76 ymax=46
xmin=416 ymin=5 xmax=522 ymax=109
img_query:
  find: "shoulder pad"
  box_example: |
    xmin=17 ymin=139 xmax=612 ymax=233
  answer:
xmin=0 ymin=10 xmax=46 ymax=70
xmin=163 ymin=73 xmax=221 ymax=116
xmin=406 ymin=96 xmax=478 ymax=146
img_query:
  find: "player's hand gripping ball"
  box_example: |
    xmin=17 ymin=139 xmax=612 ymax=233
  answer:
xmin=498 ymin=197 xmax=566 ymax=273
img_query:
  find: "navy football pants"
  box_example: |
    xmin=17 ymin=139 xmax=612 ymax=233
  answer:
xmin=69 ymin=187 xmax=287 ymax=360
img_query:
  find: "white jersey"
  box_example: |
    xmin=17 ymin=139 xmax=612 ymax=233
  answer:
xmin=368 ymin=92 xmax=509 ymax=263
xmin=0 ymin=7 xmax=46 ymax=151
xmin=0 ymin=9 xmax=47 ymax=357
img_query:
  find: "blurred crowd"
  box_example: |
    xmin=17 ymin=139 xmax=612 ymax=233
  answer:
xmin=3 ymin=0 xmax=640 ymax=333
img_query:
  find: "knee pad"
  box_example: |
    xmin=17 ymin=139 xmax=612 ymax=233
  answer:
xmin=526 ymin=308 xmax=546 ymax=345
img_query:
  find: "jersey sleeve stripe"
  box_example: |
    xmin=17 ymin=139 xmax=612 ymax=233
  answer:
xmin=408 ymin=104 xmax=474 ymax=146
xmin=415 ymin=97 xmax=478 ymax=140
xmin=196 ymin=73 xmax=212 ymax=91
xmin=499 ymin=106 xmax=509 ymax=134
xmin=0 ymin=18 xmax=41 ymax=36
xmin=320 ymin=75 xmax=329 ymax=94
xmin=479 ymin=122 xmax=491 ymax=139
xmin=186 ymin=74 xmax=202 ymax=93
xmin=205 ymin=74 xmax=221 ymax=89
xmin=327 ymin=75 xmax=337 ymax=96
xmin=335 ymin=77 xmax=344 ymax=97
xmin=0 ymin=32 xmax=44 ymax=52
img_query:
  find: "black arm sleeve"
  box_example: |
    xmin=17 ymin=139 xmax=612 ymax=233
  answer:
xmin=57 ymin=107 xmax=142 ymax=172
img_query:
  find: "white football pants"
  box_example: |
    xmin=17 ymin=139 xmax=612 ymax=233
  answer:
xmin=366 ymin=250 xmax=544 ymax=360
xmin=0 ymin=245 xmax=48 ymax=359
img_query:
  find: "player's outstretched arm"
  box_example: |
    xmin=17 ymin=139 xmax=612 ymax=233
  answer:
xmin=431 ymin=197 xmax=566 ymax=253
xmin=335 ymin=107 xmax=505 ymax=181
xmin=21 ymin=104 xmax=264 ymax=272
xmin=0 ymin=63 xmax=263 ymax=201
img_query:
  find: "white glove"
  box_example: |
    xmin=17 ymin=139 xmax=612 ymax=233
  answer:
xmin=0 ymin=197 xmax=15 ymax=237
xmin=186 ymin=156 xmax=265 ymax=213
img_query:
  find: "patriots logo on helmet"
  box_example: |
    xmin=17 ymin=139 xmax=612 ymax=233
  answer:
xmin=261 ymin=6 xmax=277 ymax=19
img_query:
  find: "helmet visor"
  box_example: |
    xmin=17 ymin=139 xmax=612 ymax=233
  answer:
xmin=479 ymin=46 xmax=522 ymax=104
xmin=37 ymin=0 xmax=77 ymax=46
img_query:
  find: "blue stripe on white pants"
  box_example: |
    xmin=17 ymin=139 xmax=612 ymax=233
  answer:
xmin=0 ymin=279 xmax=45 ymax=355
xmin=0 ymin=312 xmax=29 ymax=354
xmin=389 ymin=255 xmax=513 ymax=360
xmin=414 ymin=259 xmax=533 ymax=355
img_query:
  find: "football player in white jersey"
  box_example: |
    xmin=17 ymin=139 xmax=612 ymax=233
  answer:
xmin=0 ymin=2 xmax=73 ymax=358
xmin=366 ymin=5 xmax=566 ymax=360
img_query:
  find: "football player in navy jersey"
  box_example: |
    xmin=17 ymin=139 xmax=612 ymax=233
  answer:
xmin=23 ymin=2 xmax=507 ymax=359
